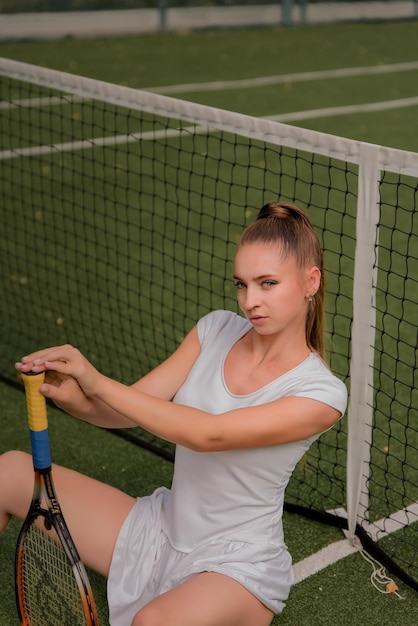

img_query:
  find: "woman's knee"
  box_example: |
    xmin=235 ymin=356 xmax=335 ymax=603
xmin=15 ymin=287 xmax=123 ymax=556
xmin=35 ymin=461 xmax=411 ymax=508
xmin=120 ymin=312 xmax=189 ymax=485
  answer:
xmin=0 ymin=449 xmax=32 ymax=484
xmin=0 ymin=450 xmax=33 ymax=525
xmin=131 ymin=604 xmax=164 ymax=626
xmin=0 ymin=449 xmax=31 ymax=466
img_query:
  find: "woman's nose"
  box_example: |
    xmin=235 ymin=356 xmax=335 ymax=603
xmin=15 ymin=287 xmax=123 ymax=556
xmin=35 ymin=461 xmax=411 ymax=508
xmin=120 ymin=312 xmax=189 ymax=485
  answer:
xmin=242 ymin=285 xmax=260 ymax=310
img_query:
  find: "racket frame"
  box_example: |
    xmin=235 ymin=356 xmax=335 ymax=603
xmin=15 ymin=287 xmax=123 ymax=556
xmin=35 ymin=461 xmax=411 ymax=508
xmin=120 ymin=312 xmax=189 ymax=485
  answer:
xmin=15 ymin=372 xmax=99 ymax=626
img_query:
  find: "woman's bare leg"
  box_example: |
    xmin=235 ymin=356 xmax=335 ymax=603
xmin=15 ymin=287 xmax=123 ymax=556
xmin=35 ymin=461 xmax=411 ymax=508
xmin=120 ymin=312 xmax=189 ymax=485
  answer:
xmin=132 ymin=572 xmax=274 ymax=626
xmin=0 ymin=450 xmax=135 ymax=576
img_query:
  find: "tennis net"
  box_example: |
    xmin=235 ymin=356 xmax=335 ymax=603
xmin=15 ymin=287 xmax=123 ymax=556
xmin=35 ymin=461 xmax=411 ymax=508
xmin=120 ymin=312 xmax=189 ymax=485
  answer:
xmin=1 ymin=57 xmax=417 ymax=590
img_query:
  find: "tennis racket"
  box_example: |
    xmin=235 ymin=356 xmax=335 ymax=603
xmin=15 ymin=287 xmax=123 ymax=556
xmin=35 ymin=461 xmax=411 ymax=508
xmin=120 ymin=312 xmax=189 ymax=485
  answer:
xmin=15 ymin=371 xmax=99 ymax=626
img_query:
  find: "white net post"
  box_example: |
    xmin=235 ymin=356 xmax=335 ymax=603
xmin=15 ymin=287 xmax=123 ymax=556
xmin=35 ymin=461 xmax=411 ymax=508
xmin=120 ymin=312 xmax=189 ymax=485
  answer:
xmin=346 ymin=143 xmax=381 ymax=541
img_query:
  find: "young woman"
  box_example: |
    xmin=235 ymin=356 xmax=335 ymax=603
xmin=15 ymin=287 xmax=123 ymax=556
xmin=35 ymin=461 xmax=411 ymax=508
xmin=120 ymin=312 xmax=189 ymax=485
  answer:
xmin=3 ymin=201 xmax=347 ymax=626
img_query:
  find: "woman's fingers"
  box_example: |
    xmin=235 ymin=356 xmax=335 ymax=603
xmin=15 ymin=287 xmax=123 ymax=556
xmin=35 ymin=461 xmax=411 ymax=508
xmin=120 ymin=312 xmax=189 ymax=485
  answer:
xmin=16 ymin=345 xmax=80 ymax=374
xmin=16 ymin=345 xmax=102 ymax=398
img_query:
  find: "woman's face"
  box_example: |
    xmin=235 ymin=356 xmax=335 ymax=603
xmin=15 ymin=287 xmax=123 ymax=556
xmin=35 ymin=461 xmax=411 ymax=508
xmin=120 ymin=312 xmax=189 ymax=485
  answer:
xmin=233 ymin=242 xmax=320 ymax=338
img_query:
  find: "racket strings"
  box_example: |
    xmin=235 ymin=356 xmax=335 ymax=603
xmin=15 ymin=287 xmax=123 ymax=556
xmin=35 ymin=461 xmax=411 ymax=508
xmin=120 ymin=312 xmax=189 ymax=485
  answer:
xmin=18 ymin=522 xmax=89 ymax=625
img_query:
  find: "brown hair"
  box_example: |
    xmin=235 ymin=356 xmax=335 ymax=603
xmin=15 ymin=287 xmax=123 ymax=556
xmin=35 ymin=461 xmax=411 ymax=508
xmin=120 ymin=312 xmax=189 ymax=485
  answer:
xmin=238 ymin=201 xmax=325 ymax=358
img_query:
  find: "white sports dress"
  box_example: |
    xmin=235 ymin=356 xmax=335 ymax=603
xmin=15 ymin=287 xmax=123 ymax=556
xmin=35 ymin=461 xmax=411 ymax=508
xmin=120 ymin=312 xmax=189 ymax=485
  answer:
xmin=107 ymin=310 xmax=347 ymax=625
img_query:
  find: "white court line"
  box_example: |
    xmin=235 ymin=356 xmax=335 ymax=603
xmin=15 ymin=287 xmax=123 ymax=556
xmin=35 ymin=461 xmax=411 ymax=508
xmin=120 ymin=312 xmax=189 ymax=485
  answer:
xmin=0 ymin=94 xmax=85 ymax=110
xmin=147 ymin=61 xmax=418 ymax=95
xmin=2 ymin=95 xmax=418 ymax=161
xmin=0 ymin=126 xmax=194 ymax=160
xmin=293 ymin=503 xmax=418 ymax=584
xmin=4 ymin=61 xmax=418 ymax=111
xmin=363 ymin=501 xmax=418 ymax=542
xmin=266 ymin=96 xmax=418 ymax=123
xmin=294 ymin=538 xmax=359 ymax=584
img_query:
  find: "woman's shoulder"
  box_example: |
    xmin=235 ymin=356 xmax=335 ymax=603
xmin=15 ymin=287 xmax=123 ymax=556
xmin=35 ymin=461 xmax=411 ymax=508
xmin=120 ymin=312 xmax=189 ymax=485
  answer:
xmin=295 ymin=353 xmax=348 ymax=416
xmin=306 ymin=353 xmax=345 ymax=382
xmin=197 ymin=310 xmax=250 ymax=344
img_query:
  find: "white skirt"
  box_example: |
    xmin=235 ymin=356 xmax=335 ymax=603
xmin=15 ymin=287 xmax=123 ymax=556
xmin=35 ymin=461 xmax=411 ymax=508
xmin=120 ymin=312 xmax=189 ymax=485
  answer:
xmin=107 ymin=487 xmax=293 ymax=626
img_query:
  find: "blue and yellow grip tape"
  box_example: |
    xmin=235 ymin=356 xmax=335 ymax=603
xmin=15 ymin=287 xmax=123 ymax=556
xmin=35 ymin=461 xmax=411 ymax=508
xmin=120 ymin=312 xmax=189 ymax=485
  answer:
xmin=21 ymin=372 xmax=52 ymax=470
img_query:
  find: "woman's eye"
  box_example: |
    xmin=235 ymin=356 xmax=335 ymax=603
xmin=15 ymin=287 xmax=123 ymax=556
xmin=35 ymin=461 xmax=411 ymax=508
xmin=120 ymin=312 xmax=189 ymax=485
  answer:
xmin=233 ymin=280 xmax=246 ymax=289
xmin=262 ymin=280 xmax=276 ymax=287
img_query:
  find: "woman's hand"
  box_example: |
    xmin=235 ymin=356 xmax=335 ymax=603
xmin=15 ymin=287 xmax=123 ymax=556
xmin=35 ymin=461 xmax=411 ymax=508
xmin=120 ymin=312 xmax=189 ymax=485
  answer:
xmin=16 ymin=345 xmax=103 ymax=400
xmin=16 ymin=345 xmax=143 ymax=429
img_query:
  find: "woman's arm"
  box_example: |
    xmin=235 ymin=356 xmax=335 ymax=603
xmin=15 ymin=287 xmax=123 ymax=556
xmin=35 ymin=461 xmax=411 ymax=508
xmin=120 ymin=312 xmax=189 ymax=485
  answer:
xmin=17 ymin=340 xmax=342 ymax=449
xmin=92 ymin=379 xmax=342 ymax=450
xmin=16 ymin=327 xmax=201 ymax=429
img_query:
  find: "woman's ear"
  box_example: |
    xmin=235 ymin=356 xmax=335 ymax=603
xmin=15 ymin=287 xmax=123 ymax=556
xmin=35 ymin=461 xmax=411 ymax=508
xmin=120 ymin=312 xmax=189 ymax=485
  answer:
xmin=305 ymin=265 xmax=321 ymax=297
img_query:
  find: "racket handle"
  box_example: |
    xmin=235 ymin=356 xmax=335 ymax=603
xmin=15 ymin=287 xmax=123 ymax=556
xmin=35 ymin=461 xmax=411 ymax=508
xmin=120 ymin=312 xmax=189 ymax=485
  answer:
xmin=21 ymin=372 xmax=48 ymax=432
xmin=21 ymin=372 xmax=52 ymax=470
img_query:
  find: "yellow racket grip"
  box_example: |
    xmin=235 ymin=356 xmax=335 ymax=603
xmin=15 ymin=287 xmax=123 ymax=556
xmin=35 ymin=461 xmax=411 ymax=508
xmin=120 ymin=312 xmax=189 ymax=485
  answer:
xmin=21 ymin=372 xmax=48 ymax=432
